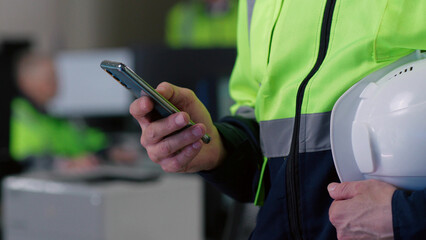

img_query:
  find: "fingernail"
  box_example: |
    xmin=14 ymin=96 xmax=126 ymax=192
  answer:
xmin=175 ymin=114 xmax=186 ymax=127
xmin=192 ymin=127 xmax=203 ymax=137
xmin=327 ymin=183 xmax=339 ymax=192
xmin=192 ymin=141 xmax=201 ymax=149
xmin=328 ymin=183 xmax=338 ymax=192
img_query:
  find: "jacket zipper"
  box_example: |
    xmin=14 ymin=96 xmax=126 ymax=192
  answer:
xmin=285 ymin=0 xmax=337 ymax=239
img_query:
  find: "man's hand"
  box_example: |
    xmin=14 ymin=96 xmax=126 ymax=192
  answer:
xmin=328 ymin=179 xmax=397 ymax=240
xmin=129 ymin=82 xmax=225 ymax=173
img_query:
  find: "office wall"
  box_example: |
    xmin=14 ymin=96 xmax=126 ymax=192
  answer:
xmin=0 ymin=0 xmax=176 ymax=52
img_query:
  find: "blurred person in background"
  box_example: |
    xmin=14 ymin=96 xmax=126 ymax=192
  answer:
xmin=165 ymin=0 xmax=238 ymax=48
xmin=10 ymin=53 xmax=135 ymax=172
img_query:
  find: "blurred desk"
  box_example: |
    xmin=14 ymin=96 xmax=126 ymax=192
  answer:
xmin=3 ymin=171 xmax=203 ymax=240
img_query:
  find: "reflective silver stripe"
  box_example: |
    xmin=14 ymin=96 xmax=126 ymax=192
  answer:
xmin=247 ymin=0 xmax=255 ymax=38
xmin=235 ymin=106 xmax=256 ymax=119
xmin=260 ymin=112 xmax=331 ymax=157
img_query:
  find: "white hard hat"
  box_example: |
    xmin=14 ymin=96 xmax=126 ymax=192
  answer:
xmin=331 ymin=51 xmax=426 ymax=191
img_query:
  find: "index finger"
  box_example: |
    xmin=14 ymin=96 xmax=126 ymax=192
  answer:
xmin=129 ymin=95 xmax=154 ymax=129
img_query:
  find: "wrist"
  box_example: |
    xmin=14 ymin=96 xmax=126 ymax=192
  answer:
xmin=204 ymin=125 xmax=226 ymax=171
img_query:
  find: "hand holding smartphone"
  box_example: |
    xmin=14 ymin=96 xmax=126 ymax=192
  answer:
xmin=100 ymin=60 xmax=210 ymax=144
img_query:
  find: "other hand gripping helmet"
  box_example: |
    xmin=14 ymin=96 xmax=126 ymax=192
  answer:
xmin=331 ymin=51 xmax=426 ymax=191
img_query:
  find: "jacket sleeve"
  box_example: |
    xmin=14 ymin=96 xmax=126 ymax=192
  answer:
xmin=228 ymin=0 xmax=259 ymax=115
xmin=198 ymin=116 xmax=262 ymax=203
xmin=384 ymin=2 xmax=426 ymax=237
xmin=392 ymin=188 xmax=426 ymax=239
xmin=375 ymin=0 xmax=426 ymax=62
xmin=198 ymin=0 xmax=264 ymax=203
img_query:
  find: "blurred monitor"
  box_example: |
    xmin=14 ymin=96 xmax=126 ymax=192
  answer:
xmin=47 ymin=48 xmax=134 ymax=118
xmin=134 ymin=47 xmax=236 ymax=121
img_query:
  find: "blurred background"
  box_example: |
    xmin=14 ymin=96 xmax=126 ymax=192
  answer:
xmin=0 ymin=0 xmax=258 ymax=240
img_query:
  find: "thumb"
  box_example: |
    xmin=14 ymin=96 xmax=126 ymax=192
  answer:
xmin=156 ymin=82 xmax=193 ymax=109
xmin=327 ymin=182 xmax=358 ymax=200
xmin=156 ymin=82 xmax=174 ymax=100
xmin=156 ymin=81 xmax=211 ymax=128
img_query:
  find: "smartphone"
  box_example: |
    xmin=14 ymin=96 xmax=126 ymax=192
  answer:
xmin=100 ymin=60 xmax=210 ymax=144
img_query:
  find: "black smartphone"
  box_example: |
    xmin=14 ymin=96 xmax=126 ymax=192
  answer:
xmin=100 ymin=60 xmax=210 ymax=144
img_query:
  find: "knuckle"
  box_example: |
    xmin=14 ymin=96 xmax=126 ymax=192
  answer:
xmin=161 ymin=164 xmax=172 ymax=172
xmin=143 ymin=127 xmax=157 ymax=141
xmin=328 ymin=205 xmax=337 ymax=225
xmin=172 ymin=160 xmax=184 ymax=172
xmin=168 ymin=117 xmax=178 ymax=131
xmin=329 ymin=213 xmax=338 ymax=226
xmin=129 ymin=100 xmax=139 ymax=117
xmin=353 ymin=181 xmax=366 ymax=193
xmin=140 ymin=135 xmax=146 ymax=147
xmin=159 ymin=142 xmax=173 ymax=155
xmin=150 ymin=155 xmax=160 ymax=164
xmin=183 ymin=131 xmax=194 ymax=141
xmin=175 ymin=150 xmax=192 ymax=170
xmin=185 ymin=88 xmax=195 ymax=97
xmin=362 ymin=179 xmax=379 ymax=192
xmin=178 ymin=148 xmax=193 ymax=165
xmin=340 ymin=182 xmax=354 ymax=195
xmin=182 ymin=88 xmax=196 ymax=105
xmin=187 ymin=90 xmax=197 ymax=101
xmin=161 ymin=159 xmax=182 ymax=173
xmin=328 ymin=202 xmax=344 ymax=226
xmin=146 ymin=150 xmax=160 ymax=163
xmin=340 ymin=183 xmax=349 ymax=193
xmin=366 ymin=179 xmax=379 ymax=186
xmin=183 ymin=147 xmax=194 ymax=158
xmin=340 ymin=234 xmax=352 ymax=240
